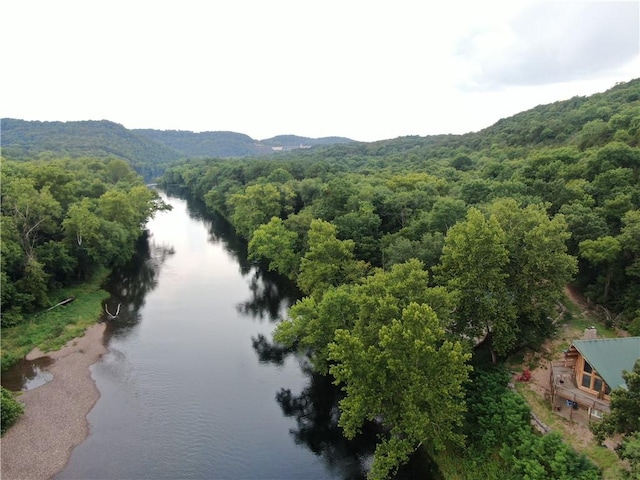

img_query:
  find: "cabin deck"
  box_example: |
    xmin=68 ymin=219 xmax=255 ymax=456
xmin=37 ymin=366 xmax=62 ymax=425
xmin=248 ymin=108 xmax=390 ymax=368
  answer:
xmin=549 ymin=361 xmax=610 ymax=423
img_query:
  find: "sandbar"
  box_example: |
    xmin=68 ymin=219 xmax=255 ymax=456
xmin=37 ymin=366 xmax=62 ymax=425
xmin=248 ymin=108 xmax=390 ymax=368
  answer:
xmin=1 ymin=323 xmax=107 ymax=480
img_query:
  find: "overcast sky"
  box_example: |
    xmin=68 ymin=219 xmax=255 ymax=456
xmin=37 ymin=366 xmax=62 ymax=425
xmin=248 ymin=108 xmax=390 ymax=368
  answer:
xmin=2 ymin=0 xmax=638 ymax=142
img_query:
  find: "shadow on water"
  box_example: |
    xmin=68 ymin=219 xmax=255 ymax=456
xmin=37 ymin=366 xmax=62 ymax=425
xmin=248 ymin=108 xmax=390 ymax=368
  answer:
xmin=252 ymin=333 xmax=443 ymax=480
xmin=100 ymin=230 xmax=175 ymax=341
xmin=167 ymin=187 xmax=301 ymax=323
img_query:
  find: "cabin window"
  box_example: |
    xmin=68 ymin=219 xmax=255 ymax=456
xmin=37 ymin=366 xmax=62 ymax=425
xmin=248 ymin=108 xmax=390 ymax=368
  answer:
xmin=579 ymin=358 xmax=608 ymax=395
xmin=594 ymin=378 xmax=603 ymax=393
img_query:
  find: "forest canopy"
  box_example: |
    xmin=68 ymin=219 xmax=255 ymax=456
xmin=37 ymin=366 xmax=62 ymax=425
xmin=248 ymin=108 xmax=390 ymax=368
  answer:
xmin=0 ymin=157 xmax=168 ymax=328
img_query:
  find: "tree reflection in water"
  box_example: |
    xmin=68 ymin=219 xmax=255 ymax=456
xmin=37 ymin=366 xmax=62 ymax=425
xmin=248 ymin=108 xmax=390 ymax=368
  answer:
xmin=174 ymin=188 xmax=301 ymax=323
xmin=254 ymin=336 xmax=441 ymax=480
xmin=251 ymin=334 xmax=292 ymax=366
xmin=276 ymin=370 xmax=379 ymax=480
xmin=101 ymin=230 xmax=174 ymax=340
xmin=237 ymin=268 xmax=300 ymax=322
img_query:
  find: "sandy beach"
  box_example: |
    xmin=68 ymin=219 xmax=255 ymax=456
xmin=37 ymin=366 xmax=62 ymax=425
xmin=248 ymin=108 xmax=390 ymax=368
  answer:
xmin=1 ymin=323 xmax=107 ymax=480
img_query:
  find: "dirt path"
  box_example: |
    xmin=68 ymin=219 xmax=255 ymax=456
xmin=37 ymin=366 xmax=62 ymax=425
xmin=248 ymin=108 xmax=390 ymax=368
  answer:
xmin=0 ymin=323 xmax=107 ymax=480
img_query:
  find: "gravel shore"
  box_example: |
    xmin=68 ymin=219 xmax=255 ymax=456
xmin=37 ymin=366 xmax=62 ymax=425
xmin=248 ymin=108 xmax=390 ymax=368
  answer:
xmin=1 ymin=323 xmax=107 ymax=480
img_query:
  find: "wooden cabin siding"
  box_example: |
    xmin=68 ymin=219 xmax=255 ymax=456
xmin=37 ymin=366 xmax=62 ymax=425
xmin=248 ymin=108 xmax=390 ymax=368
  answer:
xmin=575 ymin=352 xmax=611 ymax=400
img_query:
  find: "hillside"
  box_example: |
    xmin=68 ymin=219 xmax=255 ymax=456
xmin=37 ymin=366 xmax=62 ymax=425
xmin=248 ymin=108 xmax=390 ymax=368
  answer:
xmin=0 ymin=119 xmax=356 ymax=178
xmin=134 ymin=129 xmax=355 ymax=156
xmin=133 ymin=129 xmax=273 ymax=157
xmin=0 ymin=119 xmax=182 ymax=179
xmin=161 ymin=77 xmax=640 ymax=478
xmin=260 ymin=134 xmax=355 ymax=148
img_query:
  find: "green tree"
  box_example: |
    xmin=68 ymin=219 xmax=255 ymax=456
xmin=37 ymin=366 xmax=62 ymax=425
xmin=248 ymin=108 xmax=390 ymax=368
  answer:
xmin=579 ymin=236 xmax=622 ymax=302
xmin=228 ymin=183 xmax=295 ymax=238
xmin=489 ymin=199 xmax=577 ymax=344
xmin=248 ymin=217 xmax=300 ymax=278
xmin=296 ymin=219 xmax=368 ymax=297
xmin=329 ymin=303 xmax=471 ymax=480
xmin=1 ymin=177 xmax=62 ymax=259
xmin=274 ymin=286 xmax=358 ymax=374
xmin=437 ymin=208 xmax=515 ymax=362
xmin=334 ymin=202 xmax=382 ymax=264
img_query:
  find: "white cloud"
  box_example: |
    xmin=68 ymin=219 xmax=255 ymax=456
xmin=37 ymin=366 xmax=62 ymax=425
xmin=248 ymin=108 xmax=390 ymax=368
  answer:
xmin=457 ymin=1 xmax=640 ymax=90
xmin=2 ymin=0 xmax=639 ymax=142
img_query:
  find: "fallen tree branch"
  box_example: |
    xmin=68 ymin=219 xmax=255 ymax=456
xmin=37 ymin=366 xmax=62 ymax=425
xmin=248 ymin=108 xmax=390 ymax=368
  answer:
xmin=46 ymin=297 xmax=76 ymax=311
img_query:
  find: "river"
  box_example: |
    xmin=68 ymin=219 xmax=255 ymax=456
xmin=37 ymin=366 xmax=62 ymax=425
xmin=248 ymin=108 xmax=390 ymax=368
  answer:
xmin=23 ymin=190 xmax=435 ymax=479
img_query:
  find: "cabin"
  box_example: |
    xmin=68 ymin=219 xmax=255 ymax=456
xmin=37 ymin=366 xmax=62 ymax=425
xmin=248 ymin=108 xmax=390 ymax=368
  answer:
xmin=549 ymin=336 xmax=640 ymax=422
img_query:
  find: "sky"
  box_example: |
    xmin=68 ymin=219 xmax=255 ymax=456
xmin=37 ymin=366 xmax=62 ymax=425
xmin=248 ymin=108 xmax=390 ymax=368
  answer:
xmin=2 ymin=0 xmax=639 ymax=142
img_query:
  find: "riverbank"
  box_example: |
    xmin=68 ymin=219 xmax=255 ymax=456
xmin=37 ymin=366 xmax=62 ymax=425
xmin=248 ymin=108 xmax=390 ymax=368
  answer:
xmin=0 ymin=322 xmax=107 ymax=480
xmin=1 ymin=272 xmax=109 ymax=373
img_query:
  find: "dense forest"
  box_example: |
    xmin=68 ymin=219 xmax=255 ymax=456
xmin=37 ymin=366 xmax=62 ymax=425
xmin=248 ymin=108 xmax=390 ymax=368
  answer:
xmin=0 ymin=157 xmax=168 ymax=335
xmin=160 ymin=78 xmax=640 ymax=479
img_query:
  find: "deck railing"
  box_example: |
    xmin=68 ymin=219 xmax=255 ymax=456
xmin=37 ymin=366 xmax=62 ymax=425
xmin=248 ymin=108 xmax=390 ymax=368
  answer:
xmin=549 ymin=361 xmax=610 ymax=421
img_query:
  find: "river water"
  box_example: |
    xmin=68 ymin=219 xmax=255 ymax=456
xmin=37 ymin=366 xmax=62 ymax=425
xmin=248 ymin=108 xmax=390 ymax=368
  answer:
xmin=47 ymin=190 xmax=435 ymax=479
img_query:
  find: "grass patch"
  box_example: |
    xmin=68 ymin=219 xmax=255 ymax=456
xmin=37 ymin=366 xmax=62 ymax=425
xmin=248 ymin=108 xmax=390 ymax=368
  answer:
xmin=1 ymin=273 xmax=109 ymax=373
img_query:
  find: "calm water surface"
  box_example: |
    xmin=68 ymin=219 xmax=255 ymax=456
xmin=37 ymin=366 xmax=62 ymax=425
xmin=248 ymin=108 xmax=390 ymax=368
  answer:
xmin=53 ymin=191 xmax=435 ymax=480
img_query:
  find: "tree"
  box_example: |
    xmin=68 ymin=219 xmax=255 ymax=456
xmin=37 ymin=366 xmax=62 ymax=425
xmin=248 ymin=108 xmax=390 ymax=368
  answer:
xmin=579 ymin=236 xmax=622 ymax=302
xmin=274 ymin=286 xmax=359 ymax=374
xmin=248 ymin=217 xmax=300 ymax=279
xmin=1 ymin=177 xmax=62 ymax=260
xmin=329 ymin=303 xmax=471 ymax=480
xmin=276 ymin=259 xmax=454 ymax=374
xmin=296 ymin=220 xmax=368 ymax=297
xmin=489 ymin=199 xmax=577 ymax=344
xmin=334 ymin=202 xmax=382 ymax=264
xmin=437 ymin=208 xmax=515 ymax=362
xmin=427 ymin=197 xmax=467 ymax=233
xmin=228 ymin=183 xmax=295 ymax=239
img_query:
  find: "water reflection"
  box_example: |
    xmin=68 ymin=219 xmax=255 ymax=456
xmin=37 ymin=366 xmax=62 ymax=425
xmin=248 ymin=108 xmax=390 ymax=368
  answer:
xmin=276 ymin=371 xmax=378 ymax=480
xmin=1 ymin=356 xmax=54 ymax=391
xmin=237 ymin=268 xmax=300 ymax=322
xmin=251 ymin=333 xmax=294 ymax=366
xmin=170 ymin=188 xmax=301 ymax=323
xmin=101 ymin=230 xmax=174 ymax=340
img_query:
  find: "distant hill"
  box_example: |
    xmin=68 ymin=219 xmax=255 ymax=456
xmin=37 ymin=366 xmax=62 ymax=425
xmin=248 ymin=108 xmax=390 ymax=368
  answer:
xmin=260 ymin=134 xmax=355 ymax=149
xmin=472 ymin=78 xmax=640 ymax=149
xmin=0 ymin=118 xmax=356 ymax=177
xmin=134 ymin=130 xmax=355 ymax=156
xmin=0 ymin=119 xmax=183 ymax=179
xmin=133 ymin=129 xmax=273 ymax=157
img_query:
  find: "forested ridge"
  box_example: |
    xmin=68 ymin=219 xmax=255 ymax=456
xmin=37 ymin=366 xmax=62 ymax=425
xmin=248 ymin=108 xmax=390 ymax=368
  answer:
xmin=161 ymin=78 xmax=640 ymax=479
xmin=0 ymin=119 xmax=354 ymax=181
xmin=1 ymin=119 xmax=183 ymax=180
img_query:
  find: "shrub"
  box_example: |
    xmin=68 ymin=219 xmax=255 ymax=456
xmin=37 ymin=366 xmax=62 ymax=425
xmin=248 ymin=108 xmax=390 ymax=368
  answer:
xmin=1 ymin=386 xmax=24 ymax=435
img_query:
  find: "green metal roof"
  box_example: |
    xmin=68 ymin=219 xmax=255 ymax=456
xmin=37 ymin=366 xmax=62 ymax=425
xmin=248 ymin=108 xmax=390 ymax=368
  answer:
xmin=572 ymin=337 xmax=640 ymax=390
